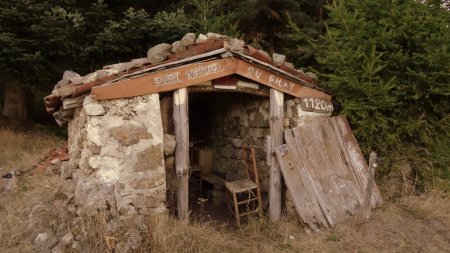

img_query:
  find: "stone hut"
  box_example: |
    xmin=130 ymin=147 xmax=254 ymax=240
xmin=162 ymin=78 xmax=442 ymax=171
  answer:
xmin=44 ymin=33 xmax=382 ymax=232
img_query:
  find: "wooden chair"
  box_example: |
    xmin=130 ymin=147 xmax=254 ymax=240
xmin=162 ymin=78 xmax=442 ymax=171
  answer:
xmin=225 ymin=145 xmax=262 ymax=227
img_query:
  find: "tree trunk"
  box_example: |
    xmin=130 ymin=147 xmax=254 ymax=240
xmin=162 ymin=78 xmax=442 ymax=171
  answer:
xmin=1 ymin=80 xmax=29 ymax=120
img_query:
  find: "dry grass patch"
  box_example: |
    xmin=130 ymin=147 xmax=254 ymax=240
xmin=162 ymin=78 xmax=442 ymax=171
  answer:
xmin=0 ymin=174 xmax=71 ymax=253
xmin=0 ymin=127 xmax=63 ymax=171
xmin=1 ymin=127 xmax=449 ymax=253
xmin=145 ymin=215 xmax=296 ymax=253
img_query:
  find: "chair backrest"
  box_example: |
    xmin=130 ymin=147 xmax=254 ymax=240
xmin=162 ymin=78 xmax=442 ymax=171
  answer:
xmin=242 ymin=145 xmax=260 ymax=186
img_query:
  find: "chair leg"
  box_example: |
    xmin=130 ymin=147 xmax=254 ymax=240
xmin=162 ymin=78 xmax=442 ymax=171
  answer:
xmin=232 ymin=192 xmax=240 ymax=227
xmin=225 ymin=189 xmax=233 ymax=218
xmin=256 ymin=188 xmax=263 ymax=216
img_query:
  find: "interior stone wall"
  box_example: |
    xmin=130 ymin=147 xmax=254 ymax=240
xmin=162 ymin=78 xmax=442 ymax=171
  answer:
xmin=67 ymin=94 xmax=166 ymax=219
xmin=208 ymin=95 xmax=271 ymax=193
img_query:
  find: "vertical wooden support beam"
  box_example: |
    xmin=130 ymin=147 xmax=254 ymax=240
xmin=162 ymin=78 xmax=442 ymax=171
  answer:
xmin=269 ymin=89 xmax=284 ymax=221
xmin=173 ymin=88 xmax=189 ymax=221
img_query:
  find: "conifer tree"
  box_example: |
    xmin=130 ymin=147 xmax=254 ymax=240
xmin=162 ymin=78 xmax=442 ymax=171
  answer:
xmin=315 ymin=0 xmax=449 ymax=180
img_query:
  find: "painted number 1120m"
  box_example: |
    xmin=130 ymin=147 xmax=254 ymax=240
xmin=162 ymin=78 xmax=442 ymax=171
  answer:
xmin=301 ymin=97 xmax=333 ymax=113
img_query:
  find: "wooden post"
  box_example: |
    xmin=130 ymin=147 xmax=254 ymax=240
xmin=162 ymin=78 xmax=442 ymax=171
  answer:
xmin=173 ymin=88 xmax=189 ymax=221
xmin=363 ymin=151 xmax=377 ymax=220
xmin=269 ymin=89 xmax=284 ymax=221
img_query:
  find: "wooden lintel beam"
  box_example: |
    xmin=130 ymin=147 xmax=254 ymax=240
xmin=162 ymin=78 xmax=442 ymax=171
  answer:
xmin=91 ymin=58 xmax=237 ymax=100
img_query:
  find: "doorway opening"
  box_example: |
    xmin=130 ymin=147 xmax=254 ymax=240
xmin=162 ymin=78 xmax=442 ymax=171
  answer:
xmin=187 ymin=91 xmax=270 ymax=223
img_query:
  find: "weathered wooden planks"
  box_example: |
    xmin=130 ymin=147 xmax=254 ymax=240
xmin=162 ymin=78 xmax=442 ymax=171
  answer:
xmin=91 ymin=58 xmax=237 ymax=100
xmin=275 ymin=115 xmax=383 ymax=230
xmin=90 ymin=57 xmax=331 ymax=101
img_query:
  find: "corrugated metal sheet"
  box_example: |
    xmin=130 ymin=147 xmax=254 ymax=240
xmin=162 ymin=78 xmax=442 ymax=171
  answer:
xmin=275 ymin=115 xmax=383 ymax=231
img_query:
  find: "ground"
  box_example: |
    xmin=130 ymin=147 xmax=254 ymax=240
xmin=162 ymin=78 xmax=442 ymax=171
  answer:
xmin=0 ymin=125 xmax=449 ymax=253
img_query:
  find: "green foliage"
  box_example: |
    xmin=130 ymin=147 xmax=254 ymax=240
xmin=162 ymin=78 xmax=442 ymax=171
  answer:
xmin=150 ymin=8 xmax=192 ymax=43
xmin=186 ymin=0 xmax=240 ymax=37
xmin=315 ymin=0 xmax=450 ymax=182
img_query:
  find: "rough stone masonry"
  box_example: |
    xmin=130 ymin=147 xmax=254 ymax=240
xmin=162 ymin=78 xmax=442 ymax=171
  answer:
xmin=67 ymin=93 xmax=166 ymax=219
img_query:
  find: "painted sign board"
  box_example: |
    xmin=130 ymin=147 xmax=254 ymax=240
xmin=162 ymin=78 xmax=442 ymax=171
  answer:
xmin=91 ymin=57 xmax=332 ymax=101
xmin=235 ymin=60 xmax=331 ymax=101
xmin=91 ymin=59 xmax=237 ymax=100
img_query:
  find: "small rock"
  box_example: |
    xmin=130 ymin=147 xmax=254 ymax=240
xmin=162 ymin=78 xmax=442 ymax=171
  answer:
xmin=56 ymin=70 xmax=80 ymax=88
xmin=258 ymin=50 xmax=272 ymax=62
xmin=180 ymin=33 xmax=196 ymax=47
xmin=206 ymin=32 xmax=221 ymax=40
xmin=69 ymin=76 xmax=85 ymax=85
xmin=171 ymin=41 xmax=186 ymax=53
xmin=305 ymin=72 xmax=318 ymax=80
xmin=283 ymin=61 xmax=295 ymax=69
xmin=50 ymin=158 xmax=60 ymax=165
xmin=221 ymin=51 xmax=233 ymax=58
xmin=272 ymin=53 xmax=286 ymax=67
xmin=163 ymin=134 xmax=176 ymax=156
xmin=33 ymin=231 xmax=56 ymax=252
xmin=60 ymin=232 xmax=75 ymax=247
xmin=147 ymin=43 xmax=172 ymax=64
xmin=103 ymin=62 xmax=136 ymax=73
xmin=230 ymin=138 xmax=243 ymax=148
xmin=196 ymin=34 xmax=208 ymax=43
xmin=35 ymin=233 xmax=49 ymax=245
xmin=71 ymin=241 xmax=81 ymax=250
xmin=289 ymin=235 xmax=295 ymax=240
xmin=83 ymin=72 xmax=98 ymax=83
xmin=95 ymin=69 xmax=111 ymax=79
xmin=60 ymin=161 xmax=73 ymax=180
xmin=1 ymin=169 xmax=18 ymax=192
xmin=83 ymin=96 xmax=106 ymax=116
xmin=283 ymin=117 xmax=290 ymax=127
xmin=131 ymin=58 xmax=149 ymax=68
xmin=229 ymin=38 xmax=245 ymax=52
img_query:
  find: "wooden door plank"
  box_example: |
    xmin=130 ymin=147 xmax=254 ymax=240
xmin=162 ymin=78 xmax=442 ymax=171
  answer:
xmin=275 ymin=145 xmax=319 ymax=231
xmin=328 ymin=117 xmax=366 ymax=206
xmin=284 ymin=129 xmax=330 ymax=228
xmin=306 ymin=120 xmax=358 ymax=218
xmin=291 ymin=126 xmax=341 ymax=225
xmin=332 ymin=116 xmax=383 ymax=208
xmin=320 ymin=119 xmax=363 ymax=210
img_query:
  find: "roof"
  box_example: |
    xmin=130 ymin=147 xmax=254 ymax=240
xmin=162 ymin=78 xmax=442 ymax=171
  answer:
xmin=44 ymin=32 xmax=331 ymax=126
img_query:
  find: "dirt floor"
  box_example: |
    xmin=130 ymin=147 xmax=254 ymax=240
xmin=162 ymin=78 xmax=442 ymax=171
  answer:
xmin=1 ymin=126 xmax=449 ymax=252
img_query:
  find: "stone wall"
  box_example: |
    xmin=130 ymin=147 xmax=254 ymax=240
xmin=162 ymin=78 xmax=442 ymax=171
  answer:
xmin=66 ymin=93 xmax=166 ymax=220
xmin=65 ymin=91 xmax=331 ymax=220
xmin=207 ymin=94 xmax=271 ymax=194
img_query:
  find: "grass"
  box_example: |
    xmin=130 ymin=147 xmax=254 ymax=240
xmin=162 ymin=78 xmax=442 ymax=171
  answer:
xmin=0 ymin=127 xmax=63 ymax=171
xmin=0 ymin=126 xmax=449 ymax=252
